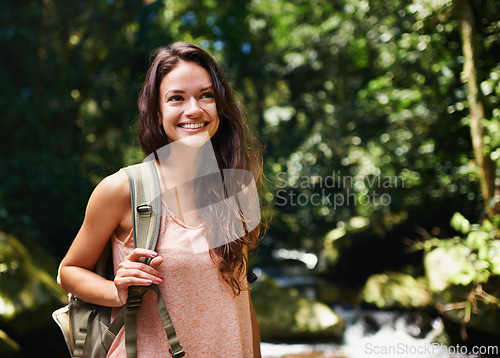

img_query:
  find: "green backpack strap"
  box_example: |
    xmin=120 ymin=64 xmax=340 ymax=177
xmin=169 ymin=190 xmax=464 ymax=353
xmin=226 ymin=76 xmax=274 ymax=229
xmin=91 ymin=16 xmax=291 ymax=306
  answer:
xmin=123 ymin=161 xmax=185 ymax=358
xmin=123 ymin=161 xmax=161 ymax=256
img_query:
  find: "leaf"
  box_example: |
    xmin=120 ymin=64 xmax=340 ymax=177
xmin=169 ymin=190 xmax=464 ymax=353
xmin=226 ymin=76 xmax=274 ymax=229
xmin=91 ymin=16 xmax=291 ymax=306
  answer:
xmin=450 ymin=212 xmax=471 ymax=234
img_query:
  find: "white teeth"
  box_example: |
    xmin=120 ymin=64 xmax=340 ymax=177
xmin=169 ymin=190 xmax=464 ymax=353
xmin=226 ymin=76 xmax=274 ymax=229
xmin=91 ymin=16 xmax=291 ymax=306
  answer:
xmin=180 ymin=122 xmax=206 ymax=129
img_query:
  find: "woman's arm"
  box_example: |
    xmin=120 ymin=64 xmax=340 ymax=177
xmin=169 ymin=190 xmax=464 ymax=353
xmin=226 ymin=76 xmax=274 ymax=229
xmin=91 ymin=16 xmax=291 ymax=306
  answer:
xmin=57 ymin=170 xmax=163 ymax=307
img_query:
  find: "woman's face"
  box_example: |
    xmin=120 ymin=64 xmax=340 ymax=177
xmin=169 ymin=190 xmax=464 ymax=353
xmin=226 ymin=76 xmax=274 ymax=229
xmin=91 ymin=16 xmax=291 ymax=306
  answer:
xmin=159 ymin=60 xmax=220 ymax=144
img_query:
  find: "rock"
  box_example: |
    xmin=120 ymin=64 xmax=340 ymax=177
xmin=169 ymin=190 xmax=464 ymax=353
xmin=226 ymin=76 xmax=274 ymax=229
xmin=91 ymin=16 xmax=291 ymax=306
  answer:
xmin=251 ymin=274 xmax=344 ymax=341
xmin=362 ymin=272 xmax=432 ymax=308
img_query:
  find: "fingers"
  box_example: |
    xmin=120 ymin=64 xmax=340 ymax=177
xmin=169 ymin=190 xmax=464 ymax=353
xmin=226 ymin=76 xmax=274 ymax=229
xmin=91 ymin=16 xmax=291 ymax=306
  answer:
xmin=149 ymin=255 xmax=163 ymax=270
xmin=114 ymin=272 xmax=158 ymax=291
xmin=114 ymin=249 xmax=164 ymax=291
xmin=125 ymin=248 xmax=159 ymax=262
xmin=117 ymin=262 xmax=163 ymax=280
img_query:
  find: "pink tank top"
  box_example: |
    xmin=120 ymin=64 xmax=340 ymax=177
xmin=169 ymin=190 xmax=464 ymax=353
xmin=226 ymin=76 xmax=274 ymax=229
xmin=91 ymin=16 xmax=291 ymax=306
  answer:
xmin=106 ymin=201 xmax=254 ymax=357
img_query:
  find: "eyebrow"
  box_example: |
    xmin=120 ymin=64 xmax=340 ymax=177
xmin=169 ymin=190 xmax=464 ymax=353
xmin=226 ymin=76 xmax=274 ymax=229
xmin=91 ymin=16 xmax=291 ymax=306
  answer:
xmin=163 ymin=86 xmax=213 ymax=100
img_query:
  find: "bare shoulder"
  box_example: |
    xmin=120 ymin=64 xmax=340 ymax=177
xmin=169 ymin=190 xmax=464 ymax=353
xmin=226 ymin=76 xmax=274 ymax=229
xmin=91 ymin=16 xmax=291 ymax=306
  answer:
xmin=85 ymin=169 xmax=131 ymax=225
xmin=61 ymin=169 xmax=132 ymax=269
xmin=95 ymin=169 xmax=130 ymax=201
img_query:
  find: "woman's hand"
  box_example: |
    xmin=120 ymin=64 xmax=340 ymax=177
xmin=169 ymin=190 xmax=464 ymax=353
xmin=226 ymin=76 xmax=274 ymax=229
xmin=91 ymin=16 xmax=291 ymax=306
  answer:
xmin=114 ymin=248 xmax=164 ymax=305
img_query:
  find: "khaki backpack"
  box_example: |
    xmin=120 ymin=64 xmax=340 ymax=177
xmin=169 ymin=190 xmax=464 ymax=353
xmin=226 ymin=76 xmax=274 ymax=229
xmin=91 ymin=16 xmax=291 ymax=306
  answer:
xmin=52 ymin=160 xmax=185 ymax=358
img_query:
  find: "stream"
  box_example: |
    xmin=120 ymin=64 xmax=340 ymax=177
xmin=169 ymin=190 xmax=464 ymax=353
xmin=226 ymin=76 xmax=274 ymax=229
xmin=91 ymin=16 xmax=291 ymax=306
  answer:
xmin=257 ymin=248 xmax=499 ymax=358
xmin=260 ymin=308 xmax=487 ymax=357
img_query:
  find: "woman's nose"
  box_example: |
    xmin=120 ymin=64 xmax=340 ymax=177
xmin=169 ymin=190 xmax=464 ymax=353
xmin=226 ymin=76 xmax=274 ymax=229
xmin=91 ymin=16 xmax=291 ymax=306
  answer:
xmin=184 ymin=97 xmax=203 ymax=117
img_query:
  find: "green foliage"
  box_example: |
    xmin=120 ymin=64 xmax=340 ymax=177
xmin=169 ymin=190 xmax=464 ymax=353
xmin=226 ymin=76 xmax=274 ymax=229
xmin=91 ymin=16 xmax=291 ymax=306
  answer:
xmin=0 ymin=231 xmax=67 ymax=356
xmin=0 ymin=232 xmax=65 ymax=321
xmin=1 ymin=0 xmax=498 ymax=255
xmin=450 ymin=212 xmax=471 ymax=234
xmin=240 ymin=0 xmax=495 ymax=251
xmin=424 ymin=213 xmax=500 ymax=291
xmin=0 ymin=329 xmax=20 ymax=358
xmin=0 ymin=0 xmax=155 ymax=254
xmin=422 ymin=213 xmax=500 ymax=330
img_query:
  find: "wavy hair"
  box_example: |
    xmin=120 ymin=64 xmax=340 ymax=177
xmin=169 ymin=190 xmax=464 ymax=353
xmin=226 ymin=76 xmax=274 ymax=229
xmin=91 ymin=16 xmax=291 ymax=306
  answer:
xmin=138 ymin=42 xmax=264 ymax=294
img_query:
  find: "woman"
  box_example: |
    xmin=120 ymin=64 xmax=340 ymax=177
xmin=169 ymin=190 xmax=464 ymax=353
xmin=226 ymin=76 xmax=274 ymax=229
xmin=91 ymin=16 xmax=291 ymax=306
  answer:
xmin=58 ymin=42 xmax=263 ymax=357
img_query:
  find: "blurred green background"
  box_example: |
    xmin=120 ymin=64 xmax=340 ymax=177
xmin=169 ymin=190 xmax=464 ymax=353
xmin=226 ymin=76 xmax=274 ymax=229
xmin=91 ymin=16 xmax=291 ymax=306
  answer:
xmin=1 ymin=0 xmax=499 ymax=357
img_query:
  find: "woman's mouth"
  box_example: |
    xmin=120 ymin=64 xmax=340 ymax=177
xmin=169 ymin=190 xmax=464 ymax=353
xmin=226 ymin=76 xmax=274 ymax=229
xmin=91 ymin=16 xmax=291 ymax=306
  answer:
xmin=178 ymin=122 xmax=208 ymax=130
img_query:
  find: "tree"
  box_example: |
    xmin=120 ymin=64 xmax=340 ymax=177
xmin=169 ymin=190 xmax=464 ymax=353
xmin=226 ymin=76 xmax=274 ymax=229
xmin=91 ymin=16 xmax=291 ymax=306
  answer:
xmin=455 ymin=0 xmax=498 ymax=217
xmin=0 ymin=0 xmax=168 ymax=255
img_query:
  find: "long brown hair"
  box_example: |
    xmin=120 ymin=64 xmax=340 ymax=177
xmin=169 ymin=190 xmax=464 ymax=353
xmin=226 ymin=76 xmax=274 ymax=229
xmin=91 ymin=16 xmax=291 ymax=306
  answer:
xmin=138 ymin=42 xmax=264 ymax=293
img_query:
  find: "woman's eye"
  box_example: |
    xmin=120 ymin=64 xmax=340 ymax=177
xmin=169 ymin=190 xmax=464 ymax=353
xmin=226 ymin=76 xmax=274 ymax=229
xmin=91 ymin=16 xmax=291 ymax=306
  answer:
xmin=167 ymin=95 xmax=183 ymax=103
xmin=201 ymin=92 xmax=214 ymax=99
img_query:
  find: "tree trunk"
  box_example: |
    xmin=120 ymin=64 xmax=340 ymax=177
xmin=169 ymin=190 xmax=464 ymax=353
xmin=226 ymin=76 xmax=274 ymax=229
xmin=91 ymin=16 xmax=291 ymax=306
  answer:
xmin=455 ymin=0 xmax=497 ymax=217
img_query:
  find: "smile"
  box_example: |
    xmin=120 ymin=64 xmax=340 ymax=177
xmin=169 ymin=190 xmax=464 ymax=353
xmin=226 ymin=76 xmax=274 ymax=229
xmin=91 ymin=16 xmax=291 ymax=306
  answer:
xmin=178 ymin=122 xmax=208 ymax=129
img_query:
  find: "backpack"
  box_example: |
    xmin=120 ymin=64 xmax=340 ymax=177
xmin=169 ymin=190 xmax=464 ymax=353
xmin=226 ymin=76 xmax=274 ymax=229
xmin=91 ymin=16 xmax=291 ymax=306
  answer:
xmin=52 ymin=161 xmax=185 ymax=358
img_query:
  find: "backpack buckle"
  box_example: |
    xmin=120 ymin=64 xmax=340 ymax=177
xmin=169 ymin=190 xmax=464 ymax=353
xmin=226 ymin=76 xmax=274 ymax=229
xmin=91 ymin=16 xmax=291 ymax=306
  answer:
xmin=127 ymin=287 xmax=145 ymax=311
xmin=169 ymin=347 xmax=186 ymax=358
xmin=137 ymin=204 xmax=152 ymax=217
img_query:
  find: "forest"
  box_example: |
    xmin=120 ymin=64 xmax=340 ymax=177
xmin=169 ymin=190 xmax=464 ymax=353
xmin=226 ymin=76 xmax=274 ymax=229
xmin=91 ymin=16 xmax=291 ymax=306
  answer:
xmin=1 ymin=0 xmax=499 ymax=356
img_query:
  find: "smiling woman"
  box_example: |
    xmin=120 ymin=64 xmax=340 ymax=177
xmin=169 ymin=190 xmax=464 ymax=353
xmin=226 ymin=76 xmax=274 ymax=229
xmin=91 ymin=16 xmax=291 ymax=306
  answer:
xmin=57 ymin=42 xmax=264 ymax=358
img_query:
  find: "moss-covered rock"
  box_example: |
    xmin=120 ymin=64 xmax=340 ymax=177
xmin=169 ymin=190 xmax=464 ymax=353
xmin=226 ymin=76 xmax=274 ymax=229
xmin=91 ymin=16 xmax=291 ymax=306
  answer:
xmin=362 ymin=272 xmax=432 ymax=309
xmin=251 ymin=274 xmax=344 ymax=341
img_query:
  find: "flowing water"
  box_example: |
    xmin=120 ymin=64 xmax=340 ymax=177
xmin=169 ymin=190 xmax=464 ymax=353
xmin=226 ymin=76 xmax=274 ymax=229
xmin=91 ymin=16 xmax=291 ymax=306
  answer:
xmin=258 ymin=250 xmax=498 ymax=358
xmin=260 ymin=309 xmax=487 ymax=358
